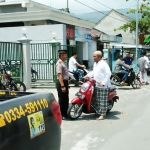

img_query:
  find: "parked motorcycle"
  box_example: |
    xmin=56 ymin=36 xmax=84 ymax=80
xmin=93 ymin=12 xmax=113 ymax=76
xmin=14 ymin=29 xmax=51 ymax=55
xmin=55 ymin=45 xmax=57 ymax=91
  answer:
xmin=31 ymin=67 xmax=38 ymax=82
xmin=110 ymin=68 xmax=141 ymax=89
xmin=67 ymin=78 xmax=119 ymax=120
xmin=68 ymin=67 xmax=89 ymax=86
xmin=0 ymin=64 xmax=26 ymax=91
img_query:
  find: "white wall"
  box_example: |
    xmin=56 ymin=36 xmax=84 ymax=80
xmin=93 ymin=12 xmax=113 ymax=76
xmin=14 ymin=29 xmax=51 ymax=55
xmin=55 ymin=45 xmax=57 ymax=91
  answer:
xmin=0 ymin=24 xmax=66 ymax=45
xmin=95 ymin=11 xmax=135 ymax=44
xmin=76 ymin=41 xmax=96 ymax=68
xmin=88 ymin=40 xmax=97 ymax=69
xmin=83 ymin=42 xmax=88 ymax=60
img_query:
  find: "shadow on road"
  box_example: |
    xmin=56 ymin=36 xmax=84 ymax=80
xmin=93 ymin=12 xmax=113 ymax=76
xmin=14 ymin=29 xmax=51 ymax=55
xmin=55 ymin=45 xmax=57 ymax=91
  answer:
xmin=77 ymin=113 xmax=97 ymax=121
xmin=117 ymin=87 xmax=133 ymax=90
xmin=106 ymin=111 xmax=121 ymax=120
xmin=69 ymin=111 xmax=121 ymax=121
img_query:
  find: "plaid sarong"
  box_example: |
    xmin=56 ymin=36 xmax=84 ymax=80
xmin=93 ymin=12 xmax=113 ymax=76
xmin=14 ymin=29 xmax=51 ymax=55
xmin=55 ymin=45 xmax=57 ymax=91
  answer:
xmin=95 ymin=87 xmax=109 ymax=116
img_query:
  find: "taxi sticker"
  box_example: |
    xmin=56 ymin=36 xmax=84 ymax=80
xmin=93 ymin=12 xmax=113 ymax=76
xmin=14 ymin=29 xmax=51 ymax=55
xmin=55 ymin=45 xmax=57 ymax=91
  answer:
xmin=0 ymin=91 xmax=6 ymax=95
xmin=27 ymin=111 xmax=45 ymax=139
xmin=9 ymin=92 xmax=17 ymax=96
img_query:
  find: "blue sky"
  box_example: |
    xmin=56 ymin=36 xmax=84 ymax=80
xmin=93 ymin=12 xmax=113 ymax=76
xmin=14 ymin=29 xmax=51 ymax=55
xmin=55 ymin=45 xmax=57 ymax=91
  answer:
xmin=7 ymin=0 xmax=143 ymax=13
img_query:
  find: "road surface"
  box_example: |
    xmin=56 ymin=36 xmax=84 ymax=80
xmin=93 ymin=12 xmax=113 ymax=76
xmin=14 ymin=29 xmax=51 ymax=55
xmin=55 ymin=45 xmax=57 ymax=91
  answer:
xmin=28 ymin=85 xmax=150 ymax=150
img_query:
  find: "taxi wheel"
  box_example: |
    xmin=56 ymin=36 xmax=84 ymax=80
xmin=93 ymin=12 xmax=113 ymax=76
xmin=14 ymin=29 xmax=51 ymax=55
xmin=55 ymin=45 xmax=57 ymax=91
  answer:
xmin=67 ymin=103 xmax=83 ymax=120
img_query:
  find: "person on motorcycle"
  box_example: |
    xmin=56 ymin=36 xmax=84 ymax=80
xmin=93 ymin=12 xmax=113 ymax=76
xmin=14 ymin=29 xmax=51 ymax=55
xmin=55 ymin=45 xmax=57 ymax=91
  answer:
xmin=123 ymin=52 xmax=133 ymax=66
xmin=84 ymin=51 xmax=111 ymax=120
xmin=69 ymin=52 xmax=85 ymax=84
xmin=114 ymin=55 xmax=131 ymax=86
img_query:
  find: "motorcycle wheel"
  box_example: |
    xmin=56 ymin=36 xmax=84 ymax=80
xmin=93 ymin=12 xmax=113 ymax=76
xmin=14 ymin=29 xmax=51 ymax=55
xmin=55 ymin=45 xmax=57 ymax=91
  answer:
xmin=107 ymin=100 xmax=114 ymax=113
xmin=111 ymin=75 xmax=120 ymax=82
xmin=131 ymin=78 xmax=141 ymax=89
xmin=31 ymin=72 xmax=38 ymax=82
xmin=67 ymin=103 xmax=83 ymax=120
xmin=13 ymin=81 xmax=26 ymax=92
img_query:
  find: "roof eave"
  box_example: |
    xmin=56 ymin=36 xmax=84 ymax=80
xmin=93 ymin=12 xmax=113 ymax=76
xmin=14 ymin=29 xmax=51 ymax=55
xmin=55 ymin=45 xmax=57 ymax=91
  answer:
xmin=0 ymin=10 xmax=95 ymax=29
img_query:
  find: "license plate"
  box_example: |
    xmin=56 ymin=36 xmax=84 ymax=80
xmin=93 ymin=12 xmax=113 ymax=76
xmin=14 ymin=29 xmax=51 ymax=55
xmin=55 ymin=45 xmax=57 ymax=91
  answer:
xmin=75 ymin=92 xmax=85 ymax=99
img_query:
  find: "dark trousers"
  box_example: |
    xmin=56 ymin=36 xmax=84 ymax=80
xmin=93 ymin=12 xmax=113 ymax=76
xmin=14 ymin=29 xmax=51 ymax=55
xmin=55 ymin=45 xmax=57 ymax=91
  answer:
xmin=117 ymin=70 xmax=128 ymax=81
xmin=56 ymin=80 xmax=69 ymax=117
xmin=73 ymin=69 xmax=84 ymax=81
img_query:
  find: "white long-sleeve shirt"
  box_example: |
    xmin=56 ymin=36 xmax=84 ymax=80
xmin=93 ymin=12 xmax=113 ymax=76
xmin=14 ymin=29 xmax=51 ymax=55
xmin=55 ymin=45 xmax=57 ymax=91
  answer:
xmin=87 ymin=60 xmax=111 ymax=88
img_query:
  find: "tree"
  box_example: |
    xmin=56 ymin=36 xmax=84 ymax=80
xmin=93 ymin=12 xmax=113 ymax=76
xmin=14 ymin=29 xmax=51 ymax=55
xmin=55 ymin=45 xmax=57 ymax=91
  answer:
xmin=115 ymin=2 xmax=150 ymax=34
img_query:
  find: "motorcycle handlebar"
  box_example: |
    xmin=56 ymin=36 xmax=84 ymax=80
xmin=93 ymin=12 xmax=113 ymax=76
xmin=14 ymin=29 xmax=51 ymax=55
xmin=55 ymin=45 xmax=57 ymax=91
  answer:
xmin=129 ymin=68 xmax=133 ymax=71
xmin=81 ymin=78 xmax=89 ymax=82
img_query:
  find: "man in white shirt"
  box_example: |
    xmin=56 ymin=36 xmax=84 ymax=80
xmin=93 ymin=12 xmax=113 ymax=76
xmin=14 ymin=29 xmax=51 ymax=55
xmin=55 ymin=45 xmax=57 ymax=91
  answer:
xmin=69 ymin=52 xmax=85 ymax=83
xmin=143 ymin=51 xmax=149 ymax=85
xmin=84 ymin=51 xmax=111 ymax=120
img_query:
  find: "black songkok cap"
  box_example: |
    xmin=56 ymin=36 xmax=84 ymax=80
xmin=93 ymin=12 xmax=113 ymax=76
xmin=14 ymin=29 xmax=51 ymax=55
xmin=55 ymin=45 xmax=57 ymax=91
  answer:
xmin=58 ymin=50 xmax=67 ymax=54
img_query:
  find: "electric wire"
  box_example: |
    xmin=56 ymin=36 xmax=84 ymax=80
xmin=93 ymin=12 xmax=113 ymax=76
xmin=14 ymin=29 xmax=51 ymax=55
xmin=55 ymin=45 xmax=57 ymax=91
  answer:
xmin=94 ymin=0 xmax=134 ymax=20
xmin=74 ymin=0 xmax=133 ymax=23
xmin=94 ymin=0 xmax=112 ymax=10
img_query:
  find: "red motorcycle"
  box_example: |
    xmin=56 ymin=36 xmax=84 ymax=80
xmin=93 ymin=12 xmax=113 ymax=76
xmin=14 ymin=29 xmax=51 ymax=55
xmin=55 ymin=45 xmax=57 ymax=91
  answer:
xmin=67 ymin=78 xmax=119 ymax=120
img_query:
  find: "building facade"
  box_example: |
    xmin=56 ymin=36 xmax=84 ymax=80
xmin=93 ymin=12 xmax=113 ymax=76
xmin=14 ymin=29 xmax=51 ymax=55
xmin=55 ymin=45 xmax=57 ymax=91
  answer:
xmin=95 ymin=9 xmax=135 ymax=45
xmin=0 ymin=0 xmax=96 ymax=68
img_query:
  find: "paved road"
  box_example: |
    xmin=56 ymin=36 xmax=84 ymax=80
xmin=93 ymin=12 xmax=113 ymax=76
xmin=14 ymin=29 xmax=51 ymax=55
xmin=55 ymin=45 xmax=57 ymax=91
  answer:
xmin=28 ymin=84 xmax=150 ymax=150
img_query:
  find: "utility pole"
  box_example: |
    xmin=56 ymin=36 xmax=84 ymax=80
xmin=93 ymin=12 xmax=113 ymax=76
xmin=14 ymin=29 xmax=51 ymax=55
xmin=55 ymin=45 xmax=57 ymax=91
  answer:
xmin=135 ymin=0 xmax=139 ymax=63
xmin=66 ymin=0 xmax=69 ymax=12
xmin=67 ymin=0 xmax=69 ymax=9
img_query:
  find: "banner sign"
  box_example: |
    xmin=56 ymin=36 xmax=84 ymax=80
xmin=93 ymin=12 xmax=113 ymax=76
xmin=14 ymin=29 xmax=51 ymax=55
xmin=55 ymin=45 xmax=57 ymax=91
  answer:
xmin=75 ymin=26 xmax=92 ymax=42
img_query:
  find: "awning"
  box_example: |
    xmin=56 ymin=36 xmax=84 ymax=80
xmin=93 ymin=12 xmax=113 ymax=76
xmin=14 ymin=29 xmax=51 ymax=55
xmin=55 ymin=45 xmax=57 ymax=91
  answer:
xmin=144 ymin=35 xmax=150 ymax=43
xmin=109 ymin=42 xmax=150 ymax=49
xmin=100 ymin=33 xmax=122 ymax=43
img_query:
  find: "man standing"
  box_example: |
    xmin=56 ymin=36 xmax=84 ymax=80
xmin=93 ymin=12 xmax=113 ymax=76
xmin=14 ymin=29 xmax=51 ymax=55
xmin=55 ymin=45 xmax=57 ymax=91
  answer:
xmin=143 ymin=51 xmax=149 ymax=85
xmin=114 ymin=55 xmax=131 ymax=85
xmin=69 ymin=52 xmax=85 ymax=83
xmin=56 ymin=50 xmax=69 ymax=120
xmin=137 ymin=52 xmax=146 ymax=84
xmin=84 ymin=51 xmax=111 ymax=120
xmin=123 ymin=52 xmax=133 ymax=66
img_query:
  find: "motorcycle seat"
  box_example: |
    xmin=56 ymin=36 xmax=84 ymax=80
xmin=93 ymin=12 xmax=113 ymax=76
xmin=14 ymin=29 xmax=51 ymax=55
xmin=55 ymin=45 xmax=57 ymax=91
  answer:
xmin=110 ymin=86 xmax=117 ymax=92
xmin=112 ymin=71 xmax=116 ymax=74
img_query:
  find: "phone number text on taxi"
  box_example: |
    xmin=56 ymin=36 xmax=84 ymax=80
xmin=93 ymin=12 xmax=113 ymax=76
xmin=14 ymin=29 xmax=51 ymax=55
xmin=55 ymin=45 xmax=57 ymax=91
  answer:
xmin=0 ymin=98 xmax=48 ymax=127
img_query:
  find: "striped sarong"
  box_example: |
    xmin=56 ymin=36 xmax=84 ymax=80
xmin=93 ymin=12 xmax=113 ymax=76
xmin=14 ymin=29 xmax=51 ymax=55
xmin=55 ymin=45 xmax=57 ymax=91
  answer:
xmin=95 ymin=87 xmax=109 ymax=116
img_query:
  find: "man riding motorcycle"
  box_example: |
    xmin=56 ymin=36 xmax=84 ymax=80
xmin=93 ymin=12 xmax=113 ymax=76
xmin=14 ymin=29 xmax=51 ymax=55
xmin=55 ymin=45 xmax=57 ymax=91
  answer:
xmin=114 ymin=55 xmax=132 ymax=85
xmin=69 ymin=52 xmax=85 ymax=84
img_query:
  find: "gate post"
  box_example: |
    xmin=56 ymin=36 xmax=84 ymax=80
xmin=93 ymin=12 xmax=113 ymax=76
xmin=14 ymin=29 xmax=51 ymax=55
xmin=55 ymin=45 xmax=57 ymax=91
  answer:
xmin=18 ymin=38 xmax=32 ymax=89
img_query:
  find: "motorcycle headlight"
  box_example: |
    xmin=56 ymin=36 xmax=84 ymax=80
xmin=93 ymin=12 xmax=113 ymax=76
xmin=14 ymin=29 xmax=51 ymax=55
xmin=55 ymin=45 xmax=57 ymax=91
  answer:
xmin=75 ymin=92 xmax=85 ymax=99
xmin=7 ymin=71 xmax=11 ymax=75
xmin=81 ymin=83 xmax=89 ymax=92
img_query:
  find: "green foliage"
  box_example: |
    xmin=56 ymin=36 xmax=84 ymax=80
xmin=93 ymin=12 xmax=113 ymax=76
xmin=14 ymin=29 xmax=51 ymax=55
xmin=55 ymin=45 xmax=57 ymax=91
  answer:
xmin=115 ymin=1 xmax=150 ymax=34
